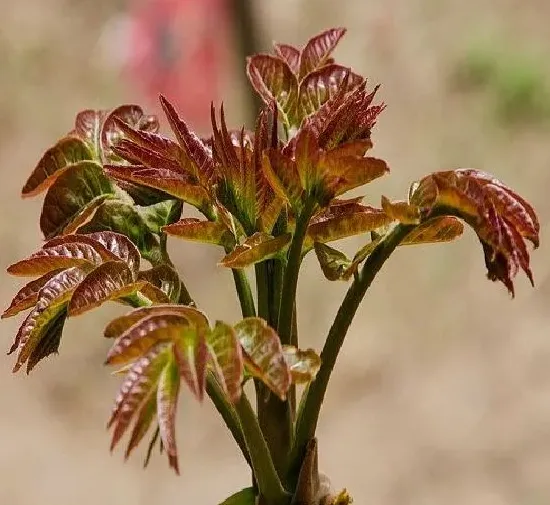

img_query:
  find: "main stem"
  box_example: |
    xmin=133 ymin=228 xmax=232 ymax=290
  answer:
xmin=235 ymin=393 xmax=290 ymax=505
xmin=289 ymin=224 xmax=413 ymax=485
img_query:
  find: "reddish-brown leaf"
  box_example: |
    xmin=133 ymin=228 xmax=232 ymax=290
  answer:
xmin=298 ymin=64 xmax=364 ymax=118
xmin=137 ymin=265 xmax=181 ymax=303
xmin=246 ymin=54 xmax=299 ymax=124
xmin=10 ymin=267 xmax=86 ymax=372
xmin=307 ymin=200 xmax=392 ymax=245
xmin=68 ymin=261 xmax=144 ymax=316
xmin=40 ymin=161 xmax=115 ymax=239
xmin=22 ymin=137 xmax=93 ymax=198
xmin=273 ymin=43 xmax=300 ymax=73
xmin=219 ymin=232 xmax=292 ymax=269
xmin=207 ymin=321 xmax=244 ymax=403
xmin=173 ymin=324 xmax=209 ymax=401
xmin=7 ymin=243 xmax=102 ymax=277
xmin=262 ymin=149 xmax=303 ymax=211
xmin=234 ymin=318 xmax=291 ymax=401
xmin=108 ymin=343 xmax=169 ymax=451
xmin=159 ymin=95 xmax=217 ymax=185
xmin=124 ymin=389 xmax=157 ymax=460
xmin=381 ymin=195 xmax=421 ymax=224
xmin=105 ymin=313 xmax=191 ymax=366
xmin=2 ymin=270 xmax=62 ymax=318
xmin=156 ymin=354 xmax=181 ymax=474
xmin=73 ymin=109 xmax=107 ymax=156
xmin=401 ymin=216 xmax=464 ymax=245
xmin=162 ymin=218 xmax=235 ymax=247
xmin=299 ymin=27 xmax=347 ymax=78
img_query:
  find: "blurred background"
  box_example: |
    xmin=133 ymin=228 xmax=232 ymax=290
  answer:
xmin=1 ymin=0 xmax=550 ymax=504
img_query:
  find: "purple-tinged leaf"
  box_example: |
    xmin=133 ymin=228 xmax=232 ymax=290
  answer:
xmin=137 ymin=265 xmax=181 ymax=303
xmin=282 ymin=345 xmax=321 ymax=384
xmin=10 ymin=267 xmax=86 ymax=372
xmin=108 ymin=343 xmax=169 ymax=451
xmin=234 ymin=318 xmax=291 ymax=401
xmin=299 ymin=27 xmax=347 ymax=78
xmin=22 ymin=137 xmax=93 ymax=198
xmin=219 ymin=232 xmax=292 ymax=269
xmin=7 ymin=243 xmax=102 ymax=277
xmin=273 ymin=43 xmax=300 ymax=73
xmin=125 ymin=390 xmax=157 ymax=460
xmin=156 ymin=355 xmax=181 ymax=474
xmin=68 ymin=261 xmax=144 ymax=316
xmin=298 ymin=64 xmax=364 ymax=119
xmin=246 ymin=55 xmax=299 ymax=124
xmin=61 ymin=195 xmax=111 ymax=235
xmin=159 ymin=95 xmax=217 ymax=185
xmin=105 ymin=313 xmax=190 ymax=366
xmin=173 ymin=324 xmax=209 ymax=401
xmin=313 ymin=242 xmax=351 ymax=281
xmin=163 ymin=218 xmax=235 ymax=247
xmin=73 ymin=109 xmax=107 ymax=156
xmin=104 ymin=305 xmax=209 ymax=340
xmin=40 ymin=161 xmax=115 ymax=239
xmin=208 ymin=321 xmax=244 ymax=403
xmin=2 ymin=270 xmax=62 ymax=318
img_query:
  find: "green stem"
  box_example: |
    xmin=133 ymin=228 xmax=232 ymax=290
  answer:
xmin=206 ymin=374 xmax=251 ymax=467
xmin=277 ymin=201 xmax=315 ymax=344
xmin=235 ymin=393 xmax=290 ymax=505
xmin=232 ymin=268 xmax=257 ymax=318
xmin=289 ymin=224 xmax=413 ymax=485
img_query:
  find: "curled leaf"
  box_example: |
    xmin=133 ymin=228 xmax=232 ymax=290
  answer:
xmin=40 ymin=161 xmax=115 ymax=239
xmin=163 ymin=218 xmax=235 ymax=247
xmin=313 ymin=242 xmax=352 ymax=281
xmin=282 ymin=345 xmax=321 ymax=384
xmin=10 ymin=267 xmax=87 ymax=372
xmin=401 ymin=216 xmax=464 ymax=245
xmin=381 ymin=195 xmax=420 ymax=224
xmin=138 ymin=265 xmax=181 ymax=303
xmin=22 ymin=137 xmax=93 ymax=197
xmin=220 ymin=232 xmax=292 ymax=269
xmin=234 ymin=317 xmax=290 ymax=400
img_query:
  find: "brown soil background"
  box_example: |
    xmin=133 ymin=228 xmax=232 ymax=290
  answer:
xmin=1 ymin=1 xmax=550 ymax=504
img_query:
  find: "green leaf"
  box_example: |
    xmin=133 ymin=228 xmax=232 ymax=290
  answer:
xmin=282 ymin=345 xmax=321 ymax=384
xmin=246 ymin=54 xmax=298 ymax=126
xmin=137 ymin=199 xmax=182 ymax=234
xmin=208 ymin=321 xmax=244 ymax=403
xmin=2 ymin=270 xmax=62 ymax=318
xmin=68 ymin=261 xmax=144 ymax=316
xmin=7 ymin=243 xmax=102 ymax=277
xmin=10 ymin=267 xmax=87 ymax=373
xmin=163 ymin=218 xmax=235 ymax=247
xmin=156 ymin=354 xmax=181 ymax=474
xmin=77 ymin=200 xmax=159 ymax=263
xmin=298 ymin=27 xmax=347 ymax=78
xmin=137 ymin=265 xmax=181 ymax=303
xmin=40 ymin=160 xmax=115 ymax=239
xmin=313 ymin=242 xmax=352 ymax=281
xmin=22 ymin=136 xmax=93 ymax=197
xmin=218 ymin=487 xmax=256 ymax=505
xmin=234 ymin=317 xmax=290 ymax=401
xmin=219 ymin=232 xmax=292 ymax=269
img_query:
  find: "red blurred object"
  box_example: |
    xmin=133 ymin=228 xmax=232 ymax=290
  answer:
xmin=125 ymin=0 xmax=230 ymax=131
